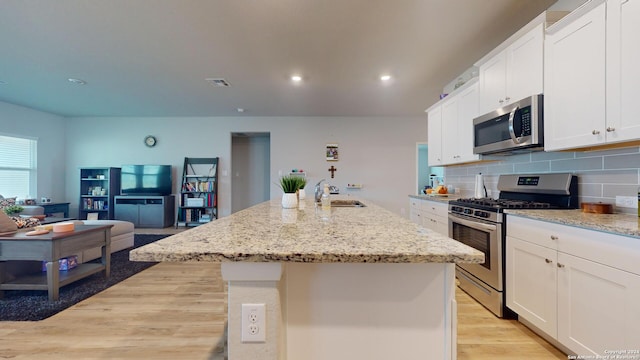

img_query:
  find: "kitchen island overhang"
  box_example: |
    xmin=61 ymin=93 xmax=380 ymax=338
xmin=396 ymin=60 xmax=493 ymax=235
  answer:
xmin=131 ymin=198 xmax=483 ymax=360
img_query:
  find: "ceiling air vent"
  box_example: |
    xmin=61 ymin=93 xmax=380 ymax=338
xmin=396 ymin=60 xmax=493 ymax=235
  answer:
xmin=205 ymin=78 xmax=231 ymax=87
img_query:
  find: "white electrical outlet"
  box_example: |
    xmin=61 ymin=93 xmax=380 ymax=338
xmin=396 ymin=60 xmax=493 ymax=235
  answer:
xmin=241 ymin=303 xmax=266 ymax=343
xmin=615 ymin=196 xmax=637 ymax=209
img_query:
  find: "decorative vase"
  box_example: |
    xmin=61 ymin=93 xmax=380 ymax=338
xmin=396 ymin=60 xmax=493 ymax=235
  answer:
xmin=281 ymin=193 xmax=298 ymax=209
xmin=298 ymin=189 xmax=306 ymax=200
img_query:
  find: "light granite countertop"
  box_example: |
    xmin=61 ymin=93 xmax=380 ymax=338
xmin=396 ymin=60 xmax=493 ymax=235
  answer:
xmin=409 ymin=194 xmax=459 ymax=204
xmin=506 ymin=209 xmax=640 ymax=238
xmin=130 ymin=197 xmax=484 ymax=264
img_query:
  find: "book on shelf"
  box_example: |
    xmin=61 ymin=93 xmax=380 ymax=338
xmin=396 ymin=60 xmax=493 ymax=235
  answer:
xmin=182 ymin=180 xmax=215 ymax=192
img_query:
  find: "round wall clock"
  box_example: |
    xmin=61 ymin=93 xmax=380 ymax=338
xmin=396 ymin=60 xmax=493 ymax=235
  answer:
xmin=144 ymin=135 xmax=157 ymax=147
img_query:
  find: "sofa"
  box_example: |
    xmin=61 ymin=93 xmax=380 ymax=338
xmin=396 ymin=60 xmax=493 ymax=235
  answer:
xmin=18 ymin=205 xmax=46 ymax=216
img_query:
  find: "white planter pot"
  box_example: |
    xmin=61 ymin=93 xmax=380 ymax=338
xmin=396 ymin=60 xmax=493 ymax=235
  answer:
xmin=281 ymin=193 xmax=298 ymax=209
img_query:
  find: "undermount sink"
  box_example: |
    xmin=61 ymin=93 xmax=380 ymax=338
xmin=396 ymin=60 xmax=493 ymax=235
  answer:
xmin=329 ymin=199 xmax=366 ymax=207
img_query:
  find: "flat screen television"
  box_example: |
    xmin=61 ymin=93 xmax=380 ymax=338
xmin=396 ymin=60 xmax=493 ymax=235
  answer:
xmin=121 ymin=165 xmax=172 ymax=196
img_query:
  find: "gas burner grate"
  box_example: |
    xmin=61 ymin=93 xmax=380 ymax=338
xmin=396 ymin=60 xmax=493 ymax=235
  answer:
xmin=454 ymin=198 xmax=554 ymax=209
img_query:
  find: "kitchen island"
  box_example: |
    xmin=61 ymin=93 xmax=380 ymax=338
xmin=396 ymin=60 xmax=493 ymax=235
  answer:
xmin=131 ymin=197 xmax=483 ymax=360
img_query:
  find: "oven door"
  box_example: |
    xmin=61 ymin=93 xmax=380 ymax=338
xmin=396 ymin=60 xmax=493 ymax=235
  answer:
xmin=448 ymin=212 xmax=502 ymax=291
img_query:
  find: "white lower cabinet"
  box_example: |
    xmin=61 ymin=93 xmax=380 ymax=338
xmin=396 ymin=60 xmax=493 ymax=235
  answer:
xmin=557 ymin=252 xmax=640 ymax=355
xmin=422 ymin=200 xmax=448 ymax=236
xmin=506 ymin=236 xmax=557 ymax=338
xmin=506 ymin=215 xmax=640 ymax=355
xmin=408 ymin=198 xmax=448 ymax=236
xmin=409 ymin=197 xmax=422 ymax=224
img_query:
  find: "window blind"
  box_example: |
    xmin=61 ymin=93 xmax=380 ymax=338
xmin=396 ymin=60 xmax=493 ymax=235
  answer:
xmin=0 ymin=135 xmax=37 ymax=198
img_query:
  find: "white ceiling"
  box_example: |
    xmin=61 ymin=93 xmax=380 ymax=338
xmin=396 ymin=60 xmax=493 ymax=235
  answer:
xmin=0 ymin=0 xmax=560 ymax=118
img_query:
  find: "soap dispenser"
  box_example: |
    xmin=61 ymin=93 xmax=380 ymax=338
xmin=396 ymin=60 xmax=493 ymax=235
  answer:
xmin=321 ymin=183 xmax=331 ymax=210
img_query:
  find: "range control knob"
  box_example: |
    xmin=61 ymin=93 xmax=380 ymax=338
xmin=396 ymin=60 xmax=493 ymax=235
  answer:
xmin=474 ymin=211 xmax=489 ymax=218
xmin=463 ymin=208 xmax=474 ymax=215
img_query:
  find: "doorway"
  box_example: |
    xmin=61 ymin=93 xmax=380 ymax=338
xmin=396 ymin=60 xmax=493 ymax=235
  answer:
xmin=416 ymin=142 xmax=443 ymax=195
xmin=231 ymin=132 xmax=271 ymax=213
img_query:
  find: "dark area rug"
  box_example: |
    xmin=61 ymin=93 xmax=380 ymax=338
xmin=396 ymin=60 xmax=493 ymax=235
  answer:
xmin=0 ymin=234 xmax=168 ymax=321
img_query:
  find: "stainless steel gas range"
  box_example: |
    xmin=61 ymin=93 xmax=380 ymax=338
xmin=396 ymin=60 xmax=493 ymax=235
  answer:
xmin=448 ymin=173 xmax=578 ymax=318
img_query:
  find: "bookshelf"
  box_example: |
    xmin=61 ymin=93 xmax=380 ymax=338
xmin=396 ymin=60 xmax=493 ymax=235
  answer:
xmin=79 ymin=167 xmax=121 ymax=220
xmin=176 ymin=157 xmax=218 ymax=227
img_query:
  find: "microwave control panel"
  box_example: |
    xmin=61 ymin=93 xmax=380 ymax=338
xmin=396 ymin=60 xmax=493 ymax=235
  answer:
xmin=520 ymin=107 xmax=532 ymax=136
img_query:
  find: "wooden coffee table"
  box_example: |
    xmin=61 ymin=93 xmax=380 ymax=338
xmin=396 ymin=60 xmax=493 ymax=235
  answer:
xmin=0 ymin=224 xmax=112 ymax=301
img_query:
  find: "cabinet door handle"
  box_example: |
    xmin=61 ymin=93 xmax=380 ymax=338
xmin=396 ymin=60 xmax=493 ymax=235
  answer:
xmin=499 ymin=99 xmax=504 ymax=104
xmin=606 ymin=127 xmax=615 ymax=132
xmin=505 ymin=96 xmax=511 ymax=101
xmin=592 ymin=130 xmax=600 ymax=135
xmin=545 ymin=258 xmax=553 ymax=264
xmin=550 ymin=235 xmax=559 ymax=240
xmin=557 ymin=263 xmax=565 ymax=268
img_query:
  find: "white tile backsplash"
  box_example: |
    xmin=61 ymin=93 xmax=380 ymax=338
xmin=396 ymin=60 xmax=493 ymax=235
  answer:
xmin=443 ymin=146 xmax=640 ymax=209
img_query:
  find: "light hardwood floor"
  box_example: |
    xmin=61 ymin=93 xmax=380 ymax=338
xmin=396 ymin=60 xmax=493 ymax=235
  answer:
xmin=1 ymin=260 xmax=566 ymax=359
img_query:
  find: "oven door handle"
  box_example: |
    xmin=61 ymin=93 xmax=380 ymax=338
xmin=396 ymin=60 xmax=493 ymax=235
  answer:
xmin=450 ymin=214 xmax=497 ymax=232
xmin=508 ymin=104 xmax=521 ymax=144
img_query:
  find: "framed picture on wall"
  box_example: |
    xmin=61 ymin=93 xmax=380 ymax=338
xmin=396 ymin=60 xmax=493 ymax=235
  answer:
xmin=326 ymin=143 xmax=339 ymax=161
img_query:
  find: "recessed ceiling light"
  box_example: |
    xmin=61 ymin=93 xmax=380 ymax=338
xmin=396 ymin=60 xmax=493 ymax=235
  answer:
xmin=380 ymin=74 xmax=392 ymax=82
xmin=237 ymin=108 xmax=245 ymax=113
xmin=291 ymin=75 xmax=302 ymax=82
xmin=68 ymin=78 xmax=86 ymax=85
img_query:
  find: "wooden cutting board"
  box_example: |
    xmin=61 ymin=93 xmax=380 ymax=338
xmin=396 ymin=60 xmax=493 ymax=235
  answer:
xmin=581 ymin=202 xmax=614 ymax=214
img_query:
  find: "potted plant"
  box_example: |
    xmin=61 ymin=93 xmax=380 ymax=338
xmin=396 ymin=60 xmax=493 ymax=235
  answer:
xmin=297 ymin=178 xmax=307 ymax=200
xmin=3 ymin=205 xmax=24 ymax=216
xmin=278 ymin=175 xmax=302 ymax=208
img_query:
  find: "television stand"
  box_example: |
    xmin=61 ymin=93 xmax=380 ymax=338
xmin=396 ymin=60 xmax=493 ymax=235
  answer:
xmin=113 ymin=195 xmax=175 ymax=228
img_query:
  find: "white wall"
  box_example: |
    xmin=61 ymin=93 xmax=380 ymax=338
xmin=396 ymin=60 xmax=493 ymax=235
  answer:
xmin=0 ymin=101 xmax=66 ymax=201
xmin=65 ymin=116 xmax=426 ymax=219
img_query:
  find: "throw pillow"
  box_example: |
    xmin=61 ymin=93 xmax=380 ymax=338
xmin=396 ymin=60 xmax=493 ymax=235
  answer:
xmin=10 ymin=216 xmax=41 ymax=229
xmin=0 ymin=197 xmax=17 ymax=210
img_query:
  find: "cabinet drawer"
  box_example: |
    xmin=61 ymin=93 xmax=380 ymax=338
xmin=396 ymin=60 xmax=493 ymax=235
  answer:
xmin=409 ymin=198 xmax=423 ymax=211
xmin=506 ymin=215 xmax=566 ymax=249
xmin=422 ymin=200 xmax=448 ymax=218
xmin=556 ymin=226 xmax=640 ymax=276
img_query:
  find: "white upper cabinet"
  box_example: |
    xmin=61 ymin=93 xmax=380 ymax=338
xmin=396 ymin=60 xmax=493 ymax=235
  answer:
xmin=478 ymin=51 xmax=507 ymax=115
xmin=606 ymin=0 xmax=640 ymax=143
xmin=478 ymin=24 xmax=544 ymax=115
xmin=453 ymin=81 xmax=481 ymax=164
xmin=544 ymin=2 xmax=607 ymax=151
xmin=545 ymin=0 xmax=640 ymax=151
xmin=427 ymin=79 xmax=480 ymax=166
xmin=427 ymin=105 xmax=444 ymax=166
xmin=441 ymin=95 xmax=459 ymax=164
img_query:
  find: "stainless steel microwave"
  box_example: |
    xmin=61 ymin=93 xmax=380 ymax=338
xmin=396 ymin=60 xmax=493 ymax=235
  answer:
xmin=473 ymin=94 xmax=543 ymax=155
